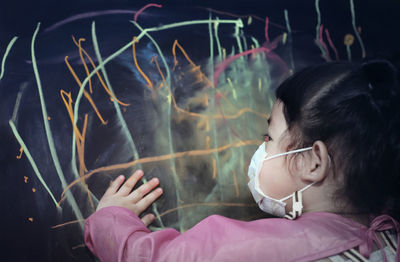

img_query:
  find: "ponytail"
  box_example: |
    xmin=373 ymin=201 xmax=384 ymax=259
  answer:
xmin=276 ymin=59 xmax=400 ymax=220
xmin=361 ymin=60 xmax=400 ymax=219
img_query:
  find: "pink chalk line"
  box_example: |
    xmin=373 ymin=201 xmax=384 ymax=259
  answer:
xmin=134 ymin=3 xmax=162 ymax=22
xmin=324 ymin=28 xmax=340 ymax=61
xmin=318 ymin=24 xmax=332 ymax=61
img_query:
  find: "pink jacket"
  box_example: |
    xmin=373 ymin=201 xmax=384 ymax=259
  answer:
xmin=84 ymin=206 xmax=400 ymax=262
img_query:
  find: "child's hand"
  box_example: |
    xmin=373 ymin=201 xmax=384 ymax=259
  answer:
xmin=96 ymin=169 xmax=163 ymax=226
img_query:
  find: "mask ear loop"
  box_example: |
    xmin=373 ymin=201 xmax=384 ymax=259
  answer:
xmin=284 ymin=190 xmax=304 ymax=220
xmin=285 ymin=155 xmax=332 ymax=220
xmin=328 ymin=155 xmax=332 ymax=169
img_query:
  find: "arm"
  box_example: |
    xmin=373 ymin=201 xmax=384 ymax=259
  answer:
xmin=84 ymin=206 xmax=252 ymax=262
xmin=83 ymin=170 xmax=258 ymax=262
xmin=84 ymin=206 xmax=181 ymax=262
xmin=84 ymin=170 xmax=166 ymax=262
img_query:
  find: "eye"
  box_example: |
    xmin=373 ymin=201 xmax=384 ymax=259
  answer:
xmin=263 ymin=133 xmax=272 ymax=142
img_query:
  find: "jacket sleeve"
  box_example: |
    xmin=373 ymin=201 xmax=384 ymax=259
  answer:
xmin=85 ymin=207 xmax=387 ymax=262
xmin=85 ymin=206 xmax=276 ymax=262
xmin=84 ymin=206 xmax=179 ymax=262
xmin=84 ymin=206 xmax=238 ymax=262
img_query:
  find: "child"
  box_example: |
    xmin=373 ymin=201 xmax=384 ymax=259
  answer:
xmin=84 ymin=60 xmax=400 ymax=262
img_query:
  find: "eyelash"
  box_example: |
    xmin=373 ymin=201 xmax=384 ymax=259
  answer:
xmin=263 ymin=133 xmax=272 ymax=142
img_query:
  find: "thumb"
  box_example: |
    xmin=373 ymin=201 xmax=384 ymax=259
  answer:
xmin=141 ymin=213 xmax=156 ymax=227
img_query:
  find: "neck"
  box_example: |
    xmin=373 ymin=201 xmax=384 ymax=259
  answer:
xmin=334 ymin=211 xmax=371 ymax=227
xmin=303 ymin=206 xmax=371 ymax=227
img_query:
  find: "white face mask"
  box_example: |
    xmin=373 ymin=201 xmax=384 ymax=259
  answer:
xmin=247 ymin=142 xmax=315 ymax=220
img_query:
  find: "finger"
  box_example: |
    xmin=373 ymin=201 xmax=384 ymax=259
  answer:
xmin=141 ymin=213 xmax=156 ymax=227
xmin=104 ymin=175 xmax=125 ymax=196
xmin=117 ymin=170 xmax=144 ymax=196
xmin=129 ymin=177 xmax=159 ymax=201
xmin=136 ymin=187 xmax=163 ymax=213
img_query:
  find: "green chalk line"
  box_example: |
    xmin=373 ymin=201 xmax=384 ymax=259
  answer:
xmin=214 ymin=17 xmax=223 ymax=61
xmin=346 ymin=44 xmax=352 ymax=62
xmin=315 ymin=0 xmax=321 ymax=43
xmin=0 ymin=36 xmax=18 ymax=80
xmin=284 ymin=9 xmax=295 ymax=71
xmin=9 ymin=120 xmax=59 ymax=207
xmin=31 ymin=22 xmax=84 ymax=229
xmin=67 ymin=18 xmax=243 ymax=230
xmin=314 ymin=0 xmax=329 ymax=62
xmin=72 ymin=18 xmax=242 ymax=130
xmin=349 ymin=0 xmax=366 ymax=58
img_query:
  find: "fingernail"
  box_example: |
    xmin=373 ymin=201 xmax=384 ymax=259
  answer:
xmin=119 ymin=175 xmax=125 ymax=180
xmin=137 ymin=170 xmax=144 ymax=176
xmin=157 ymin=188 xmax=163 ymax=193
xmin=153 ymin=178 xmax=159 ymax=183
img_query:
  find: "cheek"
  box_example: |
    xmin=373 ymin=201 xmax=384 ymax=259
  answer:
xmin=258 ymin=158 xmax=296 ymax=199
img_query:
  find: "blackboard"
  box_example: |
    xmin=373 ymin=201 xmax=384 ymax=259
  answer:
xmin=1 ymin=1 xmax=400 ymax=261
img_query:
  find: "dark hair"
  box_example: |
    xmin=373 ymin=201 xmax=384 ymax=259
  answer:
xmin=275 ymin=59 xmax=400 ymax=220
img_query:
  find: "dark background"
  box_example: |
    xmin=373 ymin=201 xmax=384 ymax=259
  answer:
xmin=1 ymin=0 xmax=400 ymax=60
xmin=1 ymin=0 xmax=400 ymax=261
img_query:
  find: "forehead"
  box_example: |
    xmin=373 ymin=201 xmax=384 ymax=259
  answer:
xmin=268 ymin=100 xmax=288 ymax=134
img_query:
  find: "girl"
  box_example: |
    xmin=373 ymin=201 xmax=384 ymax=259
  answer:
xmin=84 ymin=60 xmax=400 ymax=261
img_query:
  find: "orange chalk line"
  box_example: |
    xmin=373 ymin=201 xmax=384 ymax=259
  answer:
xmin=72 ymin=244 xmax=86 ymax=250
xmin=60 ymin=90 xmax=97 ymax=210
xmin=50 ymin=202 xmax=256 ymax=229
xmin=75 ymin=37 xmax=93 ymax=94
xmin=233 ymin=170 xmax=240 ymax=197
xmin=182 ymin=106 xmax=267 ymax=120
xmin=80 ymin=114 xmax=88 ymax=173
xmin=150 ymin=56 xmax=167 ymax=90
xmin=212 ymin=158 xmax=217 ymax=179
xmin=152 ymin=45 xmax=267 ymax=120
xmin=152 ymin=55 xmax=261 ymax=129
xmin=51 ymin=219 xmax=85 ymax=229
xmin=58 ymin=139 xmax=260 ymax=205
xmin=71 ymin=35 xmax=130 ymax=106
xmin=165 ymin=72 xmax=267 ymax=120
xmin=69 ymin=37 xmax=92 ymax=94
xmin=81 ymin=114 xmax=95 ymax=211
xmin=151 ymin=49 xmax=266 ymax=128
xmin=60 ymin=39 xmax=265 ymax=210
xmin=60 ymin=90 xmax=83 ymax=142
xmin=60 ymin=90 xmax=87 ymax=171
xmin=86 ymin=182 xmax=95 ymax=211
xmin=204 ymin=93 xmax=209 ymax=106
xmin=64 ymin=56 xmax=108 ymax=125
xmin=79 ymin=114 xmax=89 ymax=176
xmin=172 ymin=40 xmax=196 ymax=69
xmin=132 ymin=36 xmax=154 ymax=91
xmin=219 ymin=92 xmax=240 ymax=110
xmin=16 ymin=146 xmax=23 ymax=159
xmin=60 ymin=90 xmax=95 ymax=210
xmin=159 ymin=202 xmax=257 ymax=217
xmin=172 ymin=41 xmax=266 ymax=118
xmin=172 ymin=40 xmax=213 ymax=88
xmin=70 ymin=34 xmax=130 ymax=210
xmin=69 ymin=37 xmax=265 ymax=126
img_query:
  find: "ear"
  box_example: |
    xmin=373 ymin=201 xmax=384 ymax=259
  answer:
xmin=301 ymin=140 xmax=330 ymax=183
